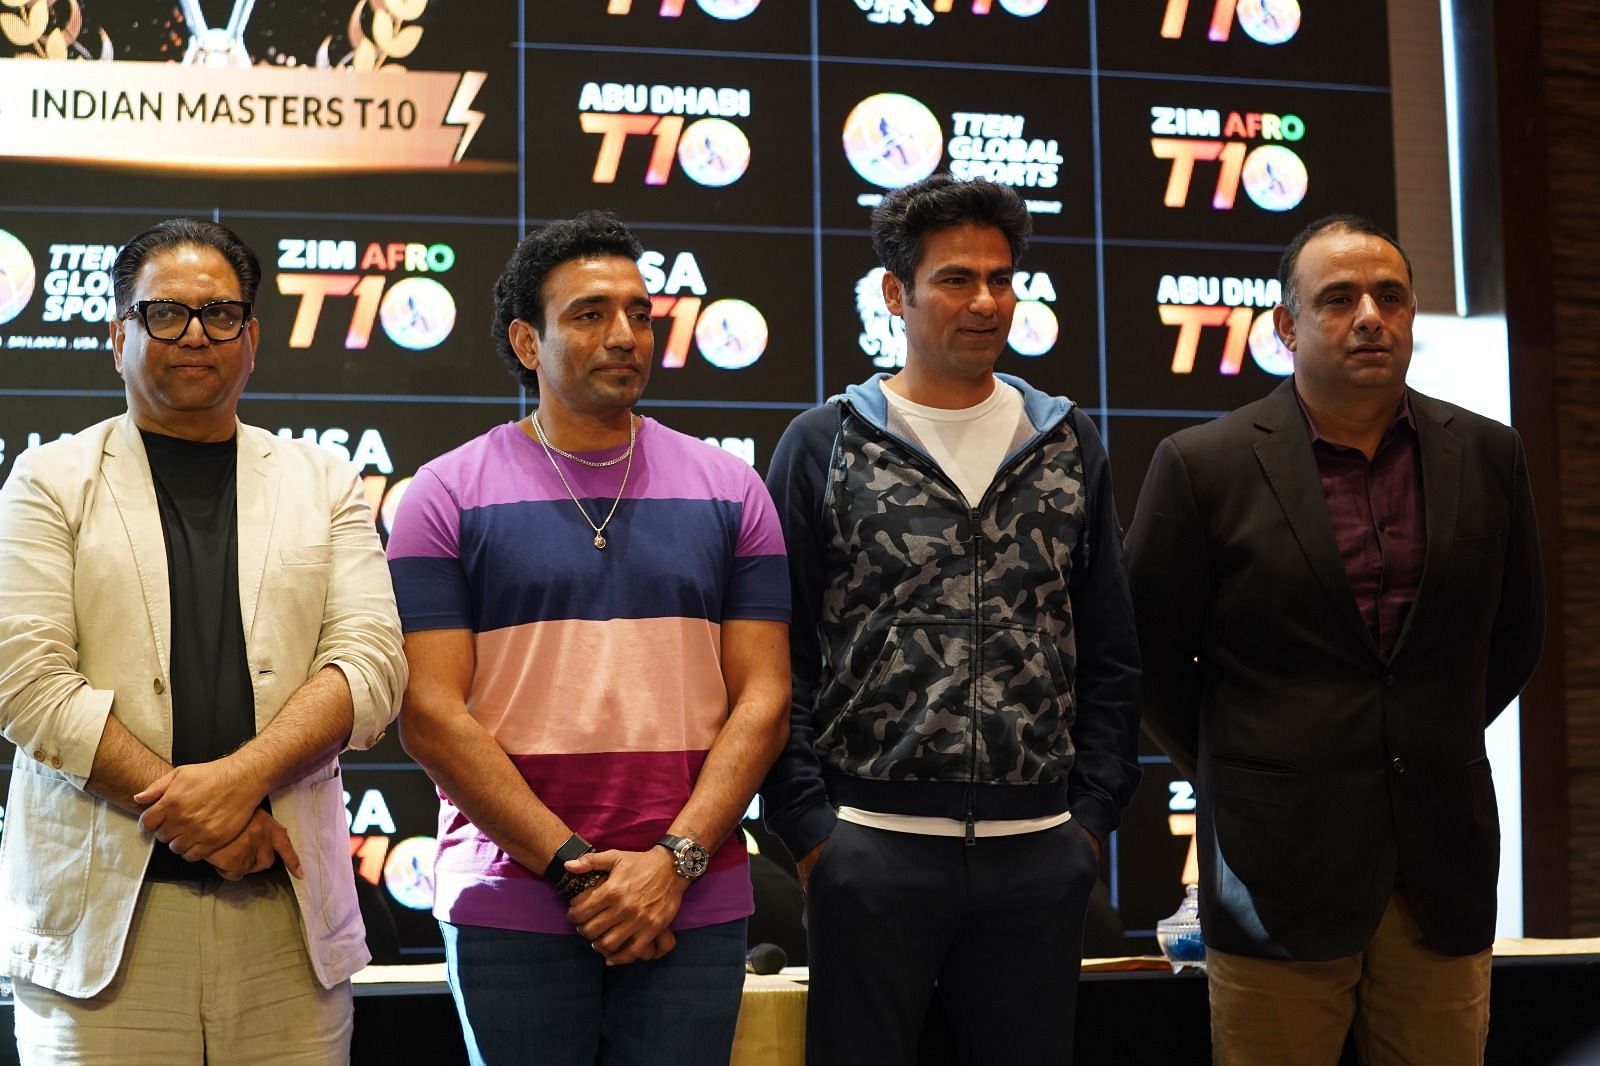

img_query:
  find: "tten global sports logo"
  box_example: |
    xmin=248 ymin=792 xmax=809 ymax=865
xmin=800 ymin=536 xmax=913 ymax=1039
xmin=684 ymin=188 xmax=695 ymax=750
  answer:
xmin=605 ymin=0 xmax=762 ymax=18
xmin=640 ymin=250 xmax=768 ymax=371
xmin=842 ymin=93 xmax=944 ymax=189
xmin=856 ymin=265 xmax=1059 ymax=368
xmin=1157 ymin=272 xmax=1289 ymax=377
xmin=276 ymin=238 xmax=457 ymax=351
xmin=853 ymin=0 xmax=1047 ymax=26
xmin=844 ymin=95 xmax=1064 ymax=213
xmin=1150 ymin=105 xmax=1307 ymax=212
xmin=0 ymin=230 xmax=37 ymax=327
xmin=579 ymin=82 xmax=753 ymax=186
xmin=1160 ymin=0 xmax=1300 ymax=44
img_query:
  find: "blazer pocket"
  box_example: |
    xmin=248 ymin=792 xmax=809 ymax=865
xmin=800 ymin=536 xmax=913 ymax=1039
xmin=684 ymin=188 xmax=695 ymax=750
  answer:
xmin=279 ymin=544 xmax=333 ymax=567
xmin=1452 ymin=531 xmax=1504 ymax=561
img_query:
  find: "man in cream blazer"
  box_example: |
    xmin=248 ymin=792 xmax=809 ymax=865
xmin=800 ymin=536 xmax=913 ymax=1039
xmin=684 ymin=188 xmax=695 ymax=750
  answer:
xmin=0 ymin=218 xmax=406 ymax=1064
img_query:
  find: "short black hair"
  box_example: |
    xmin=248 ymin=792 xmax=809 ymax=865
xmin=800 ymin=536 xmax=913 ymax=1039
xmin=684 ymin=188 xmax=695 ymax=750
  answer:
xmin=491 ymin=210 xmax=645 ymax=391
xmin=870 ymin=175 xmax=1031 ymax=298
xmin=1279 ymin=214 xmax=1413 ymax=315
xmin=112 ymin=218 xmax=261 ymax=314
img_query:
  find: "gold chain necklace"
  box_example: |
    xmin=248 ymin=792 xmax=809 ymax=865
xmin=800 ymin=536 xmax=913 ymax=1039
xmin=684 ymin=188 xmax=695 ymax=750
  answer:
xmin=531 ymin=412 xmax=634 ymax=468
xmin=530 ymin=414 xmax=636 ymax=550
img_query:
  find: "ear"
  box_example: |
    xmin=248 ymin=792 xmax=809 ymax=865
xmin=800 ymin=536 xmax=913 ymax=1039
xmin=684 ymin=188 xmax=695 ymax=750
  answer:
xmin=508 ymin=318 xmax=540 ymax=373
xmin=882 ymin=270 xmax=907 ymax=318
xmin=110 ymin=317 xmax=127 ymax=374
xmin=1272 ymin=304 xmax=1297 ymax=351
xmin=243 ymin=316 xmax=260 ymax=373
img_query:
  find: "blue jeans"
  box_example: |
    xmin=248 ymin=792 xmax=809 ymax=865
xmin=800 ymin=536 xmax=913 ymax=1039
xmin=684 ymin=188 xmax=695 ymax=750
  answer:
xmin=440 ymin=918 xmax=747 ymax=1066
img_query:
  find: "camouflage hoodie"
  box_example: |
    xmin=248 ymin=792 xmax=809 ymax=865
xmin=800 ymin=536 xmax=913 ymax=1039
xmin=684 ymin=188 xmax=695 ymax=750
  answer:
xmin=761 ymin=373 xmax=1142 ymax=861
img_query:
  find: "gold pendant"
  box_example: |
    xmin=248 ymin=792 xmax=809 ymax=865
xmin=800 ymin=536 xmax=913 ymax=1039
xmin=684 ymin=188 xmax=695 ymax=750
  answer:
xmin=593 ymin=533 xmax=606 ymax=550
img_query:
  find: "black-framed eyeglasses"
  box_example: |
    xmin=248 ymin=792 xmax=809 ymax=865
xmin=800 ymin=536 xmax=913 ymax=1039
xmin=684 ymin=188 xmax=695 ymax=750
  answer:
xmin=120 ymin=300 xmax=253 ymax=342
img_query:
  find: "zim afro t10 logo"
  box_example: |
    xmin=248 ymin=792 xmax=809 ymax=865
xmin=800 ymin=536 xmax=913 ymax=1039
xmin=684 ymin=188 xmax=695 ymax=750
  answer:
xmin=1150 ymin=106 xmax=1307 ymax=212
xmin=1161 ymin=0 xmax=1300 ymax=44
xmin=579 ymin=82 xmax=752 ymax=186
xmin=276 ymin=239 xmax=457 ymax=351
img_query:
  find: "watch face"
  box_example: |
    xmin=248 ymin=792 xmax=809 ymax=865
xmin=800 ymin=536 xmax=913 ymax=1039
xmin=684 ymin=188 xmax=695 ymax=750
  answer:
xmin=676 ymin=840 xmax=711 ymax=879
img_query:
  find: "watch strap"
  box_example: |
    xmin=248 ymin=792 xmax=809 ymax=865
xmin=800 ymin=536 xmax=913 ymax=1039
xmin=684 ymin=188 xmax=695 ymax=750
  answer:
xmin=544 ymin=833 xmax=593 ymax=883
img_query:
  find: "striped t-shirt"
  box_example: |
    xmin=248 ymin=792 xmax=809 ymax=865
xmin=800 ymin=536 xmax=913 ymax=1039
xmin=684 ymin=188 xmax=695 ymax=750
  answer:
xmin=386 ymin=418 xmax=790 ymax=935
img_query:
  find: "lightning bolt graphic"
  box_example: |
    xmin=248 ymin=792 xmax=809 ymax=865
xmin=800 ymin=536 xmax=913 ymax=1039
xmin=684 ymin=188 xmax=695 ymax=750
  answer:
xmin=445 ymin=71 xmax=487 ymax=164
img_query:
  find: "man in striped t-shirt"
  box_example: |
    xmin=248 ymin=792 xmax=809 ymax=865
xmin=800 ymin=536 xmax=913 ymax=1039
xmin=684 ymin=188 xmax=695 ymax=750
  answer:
xmin=386 ymin=211 xmax=791 ymax=1066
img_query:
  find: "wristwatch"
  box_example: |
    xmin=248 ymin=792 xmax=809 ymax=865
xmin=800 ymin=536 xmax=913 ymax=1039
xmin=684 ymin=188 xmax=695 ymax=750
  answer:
xmin=655 ymin=834 xmax=710 ymax=882
xmin=544 ymin=833 xmax=594 ymax=883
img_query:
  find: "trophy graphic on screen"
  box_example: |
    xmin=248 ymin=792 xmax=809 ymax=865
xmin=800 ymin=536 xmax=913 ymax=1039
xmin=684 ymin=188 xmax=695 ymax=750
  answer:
xmin=180 ymin=0 xmax=256 ymax=67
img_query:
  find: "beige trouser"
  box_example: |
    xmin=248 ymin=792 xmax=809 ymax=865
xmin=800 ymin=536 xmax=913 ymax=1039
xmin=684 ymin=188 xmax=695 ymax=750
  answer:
xmin=12 ymin=872 xmax=352 ymax=1066
xmin=1207 ymin=891 xmax=1491 ymax=1066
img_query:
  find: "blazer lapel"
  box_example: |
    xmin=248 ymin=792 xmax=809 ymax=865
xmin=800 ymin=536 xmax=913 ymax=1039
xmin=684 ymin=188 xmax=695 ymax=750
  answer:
xmin=101 ymin=417 xmax=172 ymax=676
xmin=236 ymin=426 xmax=279 ymax=642
xmin=1392 ymin=391 xmax=1462 ymax=655
xmin=1250 ymin=382 xmax=1379 ymax=656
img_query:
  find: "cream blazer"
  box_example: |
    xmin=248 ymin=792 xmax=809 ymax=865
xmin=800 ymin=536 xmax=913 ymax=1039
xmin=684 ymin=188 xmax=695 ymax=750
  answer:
xmin=0 ymin=414 xmax=406 ymax=997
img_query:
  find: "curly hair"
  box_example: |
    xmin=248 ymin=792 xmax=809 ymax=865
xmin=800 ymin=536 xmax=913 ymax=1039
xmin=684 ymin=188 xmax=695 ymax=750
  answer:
xmin=490 ymin=211 xmax=645 ymax=391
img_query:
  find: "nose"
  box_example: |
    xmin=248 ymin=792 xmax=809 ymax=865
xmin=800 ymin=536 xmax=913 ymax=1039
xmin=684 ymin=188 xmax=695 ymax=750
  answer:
xmin=969 ymin=284 xmax=999 ymax=316
xmin=177 ymin=311 xmax=211 ymax=347
xmin=604 ymin=308 xmax=637 ymax=350
xmin=1353 ymin=293 xmax=1383 ymax=331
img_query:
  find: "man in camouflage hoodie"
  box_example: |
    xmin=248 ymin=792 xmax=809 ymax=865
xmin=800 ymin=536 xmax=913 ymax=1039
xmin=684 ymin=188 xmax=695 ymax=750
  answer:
xmin=761 ymin=175 xmax=1142 ymax=1066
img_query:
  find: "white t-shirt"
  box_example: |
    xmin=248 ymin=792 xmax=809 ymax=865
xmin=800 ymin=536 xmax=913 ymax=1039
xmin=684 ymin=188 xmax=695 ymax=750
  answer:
xmin=879 ymin=377 xmax=1025 ymax=508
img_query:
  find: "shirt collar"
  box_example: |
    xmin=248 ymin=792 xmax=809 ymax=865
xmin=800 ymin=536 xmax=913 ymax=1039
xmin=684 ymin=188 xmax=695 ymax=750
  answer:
xmin=1293 ymin=385 xmax=1415 ymax=449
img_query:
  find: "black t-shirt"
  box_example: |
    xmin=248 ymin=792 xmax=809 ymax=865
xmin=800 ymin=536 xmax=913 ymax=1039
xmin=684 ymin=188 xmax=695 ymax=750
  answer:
xmin=140 ymin=430 xmax=256 ymax=881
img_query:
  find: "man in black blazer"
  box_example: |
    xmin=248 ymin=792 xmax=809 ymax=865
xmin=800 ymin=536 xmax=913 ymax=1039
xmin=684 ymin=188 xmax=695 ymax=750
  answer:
xmin=1125 ymin=215 xmax=1544 ymax=1065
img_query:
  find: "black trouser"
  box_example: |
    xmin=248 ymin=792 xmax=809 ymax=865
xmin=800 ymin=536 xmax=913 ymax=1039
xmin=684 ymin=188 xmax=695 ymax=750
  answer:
xmin=804 ymin=818 xmax=1099 ymax=1066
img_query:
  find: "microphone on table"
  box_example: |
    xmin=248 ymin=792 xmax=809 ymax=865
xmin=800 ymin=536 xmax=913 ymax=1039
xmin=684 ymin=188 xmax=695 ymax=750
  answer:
xmin=745 ymin=942 xmax=788 ymax=975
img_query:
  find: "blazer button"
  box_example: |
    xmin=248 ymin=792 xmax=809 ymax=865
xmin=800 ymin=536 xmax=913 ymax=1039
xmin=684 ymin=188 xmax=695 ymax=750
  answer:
xmin=154 ymin=678 xmax=166 ymax=695
xmin=50 ymin=755 xmax=62 ymax=769
xmin=1383 ymin=674 xmax=1397 ymax=689
xmin=32 ymin=748 xmax=44 ymax=762
xmin=1391 ymin=756 xmax=1407 ymax=774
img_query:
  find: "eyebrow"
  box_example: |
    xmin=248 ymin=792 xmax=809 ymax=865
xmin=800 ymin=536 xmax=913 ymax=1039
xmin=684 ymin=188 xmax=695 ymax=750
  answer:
xmin=928 ymin=264 xmax=1011 ymax=279
xmin=1313 ymin=277 xmax=1410 ymax=299
xmin=561 ymin=293 xmax=651 ymax=314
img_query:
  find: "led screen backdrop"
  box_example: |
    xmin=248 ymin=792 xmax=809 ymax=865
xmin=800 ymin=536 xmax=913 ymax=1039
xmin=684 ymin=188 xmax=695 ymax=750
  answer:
xmin=0 ymin=0 xmax=1396 ymax=956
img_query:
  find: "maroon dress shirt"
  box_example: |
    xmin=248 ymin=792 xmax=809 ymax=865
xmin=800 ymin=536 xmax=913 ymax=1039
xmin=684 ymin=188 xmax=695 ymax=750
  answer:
xmin=1298 ymin=392 xmax=1426 ymax=661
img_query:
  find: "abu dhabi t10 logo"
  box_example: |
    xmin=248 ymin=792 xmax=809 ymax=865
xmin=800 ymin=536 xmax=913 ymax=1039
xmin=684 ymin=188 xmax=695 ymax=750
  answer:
xmin=605 ymin=0 xmax=761 ymax=17
xmin=579 ymin=82 xmax=752 ymax=186
xmin=640 ymin=250 xmax=768 ymax=371
xmin=1158 ymin=273 xmax=1290 ymax=377
xmin=856 ymin=265 xmax=1058 ymax=367
xmin=275 ymin=238 xmax=457 ymax=351
xmin=854 ymin=0 xmax=1046 ymax=25
xmin=1150 ymin=106 xmax=1307 ymax=212
xmin=0 ymin=230 xmax=37 ymax=327
xmin=1161 ymin=0 xmax=1299 ymax=44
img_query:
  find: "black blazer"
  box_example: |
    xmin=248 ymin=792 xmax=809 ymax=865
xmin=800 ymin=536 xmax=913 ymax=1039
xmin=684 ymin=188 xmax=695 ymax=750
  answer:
xmin=1125 ymin=379 xmax=1544 ymax=960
